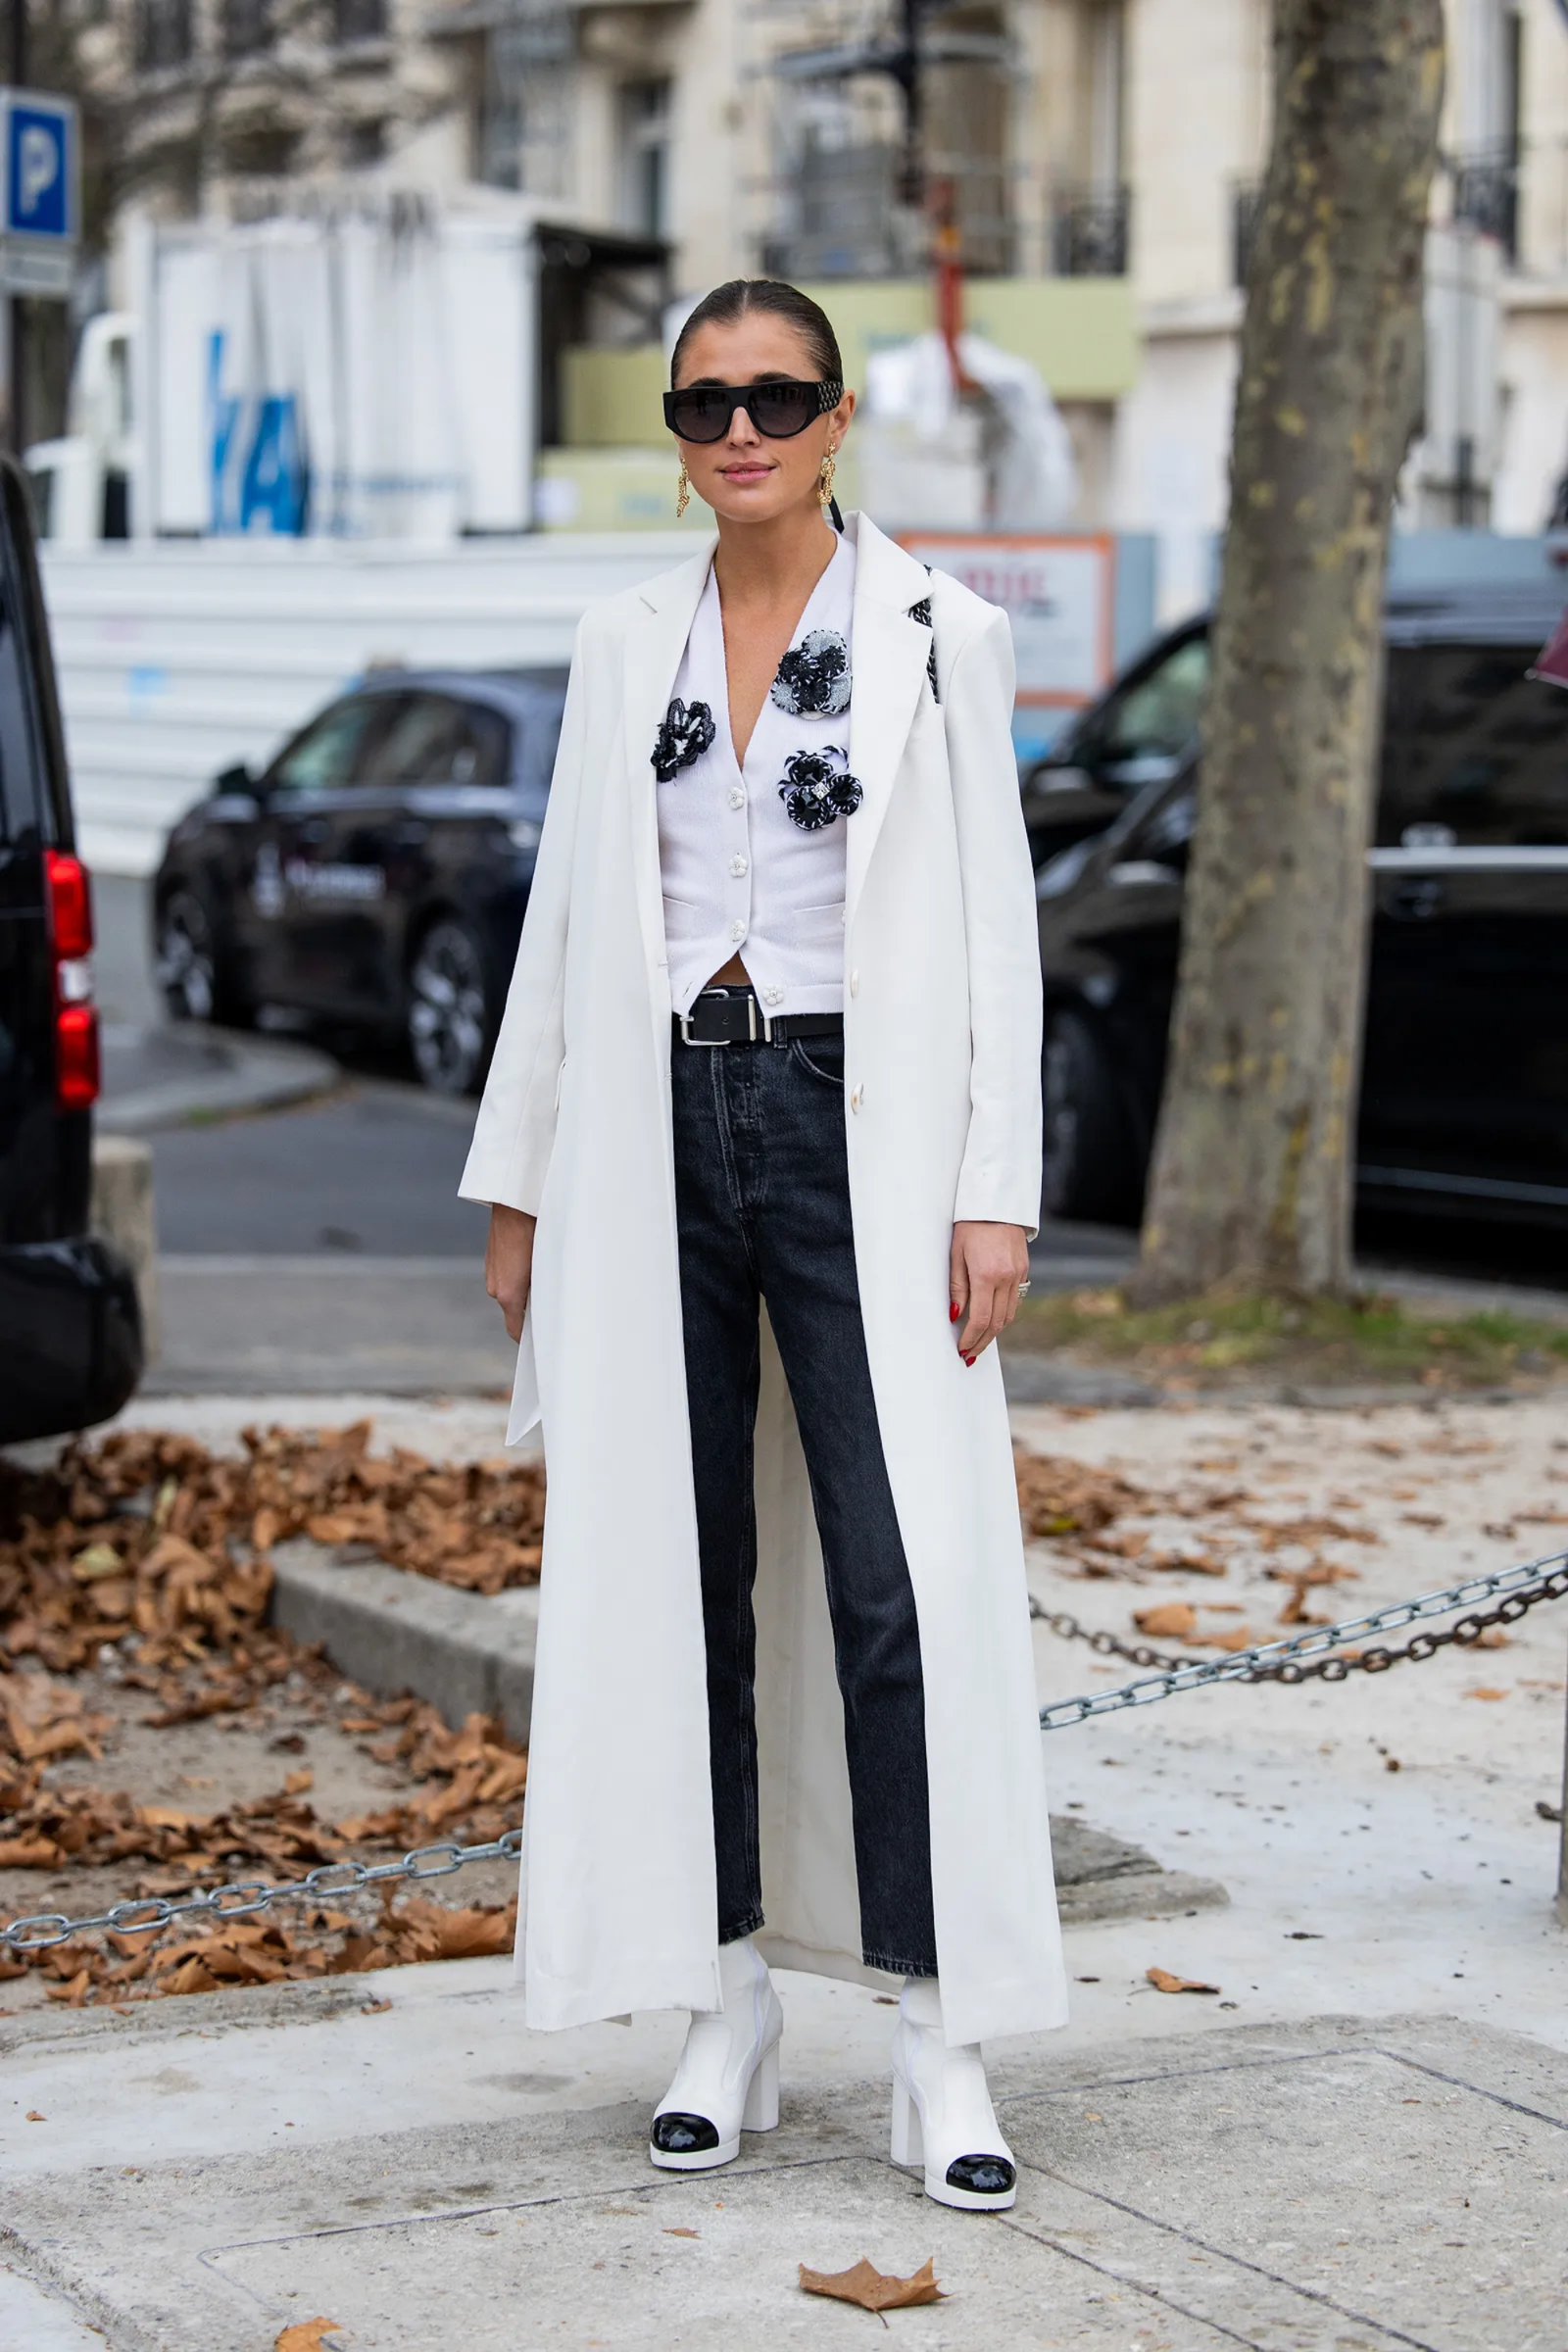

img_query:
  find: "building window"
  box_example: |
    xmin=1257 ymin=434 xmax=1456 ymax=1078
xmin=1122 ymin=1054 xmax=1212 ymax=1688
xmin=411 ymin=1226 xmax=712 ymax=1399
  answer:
xmin=1051 ymin=184 xmax=1130 ymax=276
xmin=334 ymin=0 xmax=386 ymax=42
xmin=134 ymin=0 xmax=192 ymax=70
xmin=618 ymin=80 xmax=671 ymax=240
xmin=1448 ymin=0 xmax=1522 ymax=262
xmin=220 ymin=0 xmax=271 ymax=58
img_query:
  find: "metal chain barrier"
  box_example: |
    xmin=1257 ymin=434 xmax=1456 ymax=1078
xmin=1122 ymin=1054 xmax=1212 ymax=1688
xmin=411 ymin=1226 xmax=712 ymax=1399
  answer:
xmin=0 ymin=1828 xmax=522 ymax=1958
xmin=5 ymin=1548 xmax=1567 ymax=1956
xmin=1034 ymin=1546 xmax=1568 ymax=1731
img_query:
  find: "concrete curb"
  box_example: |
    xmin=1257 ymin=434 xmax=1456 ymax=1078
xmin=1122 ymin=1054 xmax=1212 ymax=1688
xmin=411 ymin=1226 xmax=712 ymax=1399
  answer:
xmin=269 ymin=1538 xmax=538 ymax=1742
xmin=266 ymin=1541 xmax=1225 ymax=1921
xmin=97 ymin=1021 xmax=339 ymax=1134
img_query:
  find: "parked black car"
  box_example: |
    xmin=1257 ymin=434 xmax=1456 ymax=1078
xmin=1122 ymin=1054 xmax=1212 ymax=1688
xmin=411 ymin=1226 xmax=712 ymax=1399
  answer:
xmin=0 ymin=456 xmax=142 ymax=1445
xmin=1036 ymin=581 xmax=1568 ymax=1227
xmin=153 ymin=667 xmax=569 ymax=1094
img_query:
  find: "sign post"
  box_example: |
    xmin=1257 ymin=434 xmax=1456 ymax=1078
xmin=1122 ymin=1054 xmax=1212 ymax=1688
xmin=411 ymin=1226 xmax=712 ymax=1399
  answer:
xmin=0 ymin=86 xmax=79 ymax=447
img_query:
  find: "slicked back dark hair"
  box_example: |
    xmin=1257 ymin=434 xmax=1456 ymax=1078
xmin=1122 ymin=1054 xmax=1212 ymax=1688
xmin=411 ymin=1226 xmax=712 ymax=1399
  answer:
xmin=671 ymin=278 xmax=843 ymax=388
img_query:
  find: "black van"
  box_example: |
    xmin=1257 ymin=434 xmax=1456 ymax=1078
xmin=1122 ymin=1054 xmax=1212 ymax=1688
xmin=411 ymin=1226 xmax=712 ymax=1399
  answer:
xmin=1034 ymin=581 xmax=1568 ymax=1226
xmin=0 ymin=456 xmax=141 ymax=1444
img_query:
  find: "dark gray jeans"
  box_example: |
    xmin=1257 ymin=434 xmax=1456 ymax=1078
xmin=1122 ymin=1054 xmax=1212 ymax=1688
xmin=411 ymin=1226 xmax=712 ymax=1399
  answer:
xmin=671 ymin=1018 xmax=939 ymax=1978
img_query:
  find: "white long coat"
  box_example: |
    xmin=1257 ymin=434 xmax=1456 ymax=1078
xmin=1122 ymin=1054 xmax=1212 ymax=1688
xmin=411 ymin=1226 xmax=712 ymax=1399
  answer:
xmin=460 ymin=513 xmax=1067 ymax=2048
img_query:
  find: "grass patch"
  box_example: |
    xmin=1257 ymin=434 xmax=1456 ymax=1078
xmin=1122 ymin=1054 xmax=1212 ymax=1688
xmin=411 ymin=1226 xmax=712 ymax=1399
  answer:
xmin=1008 ymin=1286 xmax=1568 ymax=1389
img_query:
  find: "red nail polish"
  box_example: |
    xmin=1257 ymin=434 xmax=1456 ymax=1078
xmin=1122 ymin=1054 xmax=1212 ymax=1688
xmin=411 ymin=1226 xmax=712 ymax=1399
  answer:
xmin=963 ymin=1353 xmax=976 ymax=1367
xmin=950 ymin=1301 xmax=960 ymax=1323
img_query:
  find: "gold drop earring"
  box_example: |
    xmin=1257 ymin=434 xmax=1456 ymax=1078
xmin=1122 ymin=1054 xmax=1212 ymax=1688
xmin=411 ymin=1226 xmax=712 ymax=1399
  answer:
xmin=817 ymin=445 xmax=837 ymax=512
xmin=676 ymin=460 xmax=690 ymax=518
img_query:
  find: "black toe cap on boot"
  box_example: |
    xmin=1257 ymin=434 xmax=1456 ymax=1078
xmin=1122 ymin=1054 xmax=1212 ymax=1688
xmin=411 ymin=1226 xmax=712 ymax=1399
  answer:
xmin=651 ymin=2112 xmax=720 ymax=2155
xmin=946 ymin=2153 xmax=1016 ymax=2197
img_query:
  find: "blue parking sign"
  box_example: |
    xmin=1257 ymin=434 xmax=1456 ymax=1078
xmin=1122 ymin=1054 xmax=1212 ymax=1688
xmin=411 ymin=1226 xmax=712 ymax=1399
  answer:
xmin=4 ymin=93 xmax=74 ymax=242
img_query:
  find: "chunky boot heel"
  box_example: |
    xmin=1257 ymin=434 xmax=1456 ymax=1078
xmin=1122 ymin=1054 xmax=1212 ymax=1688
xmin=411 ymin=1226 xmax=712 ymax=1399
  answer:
xmin=742 ymin=2039 xmax=779 ymax=2132
xmin=650 ymin=1936 xmax=784 ymax=2173
xmin=889 ymin=2071 xmax=923 ymax=2167
xmin=888 ymin=1977 xmax=1016 ymax=2213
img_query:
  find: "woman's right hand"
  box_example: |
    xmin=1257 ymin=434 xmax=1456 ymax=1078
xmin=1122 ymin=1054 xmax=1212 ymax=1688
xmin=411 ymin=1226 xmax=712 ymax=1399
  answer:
xmin=485 ymin=1203 xmax=537 ymax=1342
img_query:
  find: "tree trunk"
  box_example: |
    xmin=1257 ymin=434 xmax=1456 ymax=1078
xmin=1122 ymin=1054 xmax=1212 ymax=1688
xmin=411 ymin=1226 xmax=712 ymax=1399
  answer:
xmin=1131 ymin=0 xmax=1445 ymax=1304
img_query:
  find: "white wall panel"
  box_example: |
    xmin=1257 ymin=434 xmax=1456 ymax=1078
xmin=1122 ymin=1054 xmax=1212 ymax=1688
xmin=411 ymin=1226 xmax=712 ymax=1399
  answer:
xmin=40 ymin=534 xmax=696 ymax=875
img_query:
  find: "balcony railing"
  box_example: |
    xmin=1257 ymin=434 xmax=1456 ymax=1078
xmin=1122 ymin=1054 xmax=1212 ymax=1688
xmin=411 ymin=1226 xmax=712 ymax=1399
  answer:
xmin=1050 ymin=184 xmax=1130 ymax=278
xmin=1448 ymin=142 xmax=1519 ymax=262
xmin=135 ymin=0 xmax=193 ymax=72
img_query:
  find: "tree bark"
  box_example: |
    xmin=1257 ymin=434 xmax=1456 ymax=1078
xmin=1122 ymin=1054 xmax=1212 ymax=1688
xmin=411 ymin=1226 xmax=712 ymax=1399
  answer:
xmin=1131 ymin=0 xmax=1445 ymax=1304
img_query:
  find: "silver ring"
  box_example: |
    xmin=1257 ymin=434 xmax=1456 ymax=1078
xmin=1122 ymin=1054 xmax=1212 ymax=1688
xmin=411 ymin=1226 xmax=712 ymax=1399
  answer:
xmin=1017 ymin=1278 xmax=1031 ymax=1296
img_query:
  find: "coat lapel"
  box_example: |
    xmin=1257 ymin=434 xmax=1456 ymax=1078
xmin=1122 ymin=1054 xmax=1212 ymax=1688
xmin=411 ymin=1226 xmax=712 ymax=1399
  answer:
xmin=623 ymin=542 xmax=716 ymax=1028
xmin=846 ymin=516 xmax=940 ymax=935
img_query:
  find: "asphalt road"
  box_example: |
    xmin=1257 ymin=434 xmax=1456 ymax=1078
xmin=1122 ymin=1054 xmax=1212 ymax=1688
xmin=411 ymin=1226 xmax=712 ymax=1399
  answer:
xmin=93 ymin=873 xmax=1568 ymax=1304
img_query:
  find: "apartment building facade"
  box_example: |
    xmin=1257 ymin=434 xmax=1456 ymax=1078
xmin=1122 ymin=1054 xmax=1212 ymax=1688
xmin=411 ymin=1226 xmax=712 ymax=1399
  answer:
xmin=82 ymin=0 xmax=1568 ymax=554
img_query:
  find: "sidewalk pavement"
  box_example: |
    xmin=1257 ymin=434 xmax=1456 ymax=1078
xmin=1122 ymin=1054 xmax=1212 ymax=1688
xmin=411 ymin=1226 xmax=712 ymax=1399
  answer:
xmin=99 ymin=1023 xmax=339 ymax=1138
xmin=4 ymin=1392 xmax=1566 ymax=2346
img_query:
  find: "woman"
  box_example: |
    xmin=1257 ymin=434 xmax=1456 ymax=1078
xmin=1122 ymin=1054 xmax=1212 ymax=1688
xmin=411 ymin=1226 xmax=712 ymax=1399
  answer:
xmin=462 ymin=278 xmax=1066 ymax=2213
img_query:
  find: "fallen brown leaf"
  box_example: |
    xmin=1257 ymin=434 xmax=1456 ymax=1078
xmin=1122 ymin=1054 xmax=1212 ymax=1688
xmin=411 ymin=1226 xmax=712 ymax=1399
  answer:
xmin=1147 ymin=1967 xmax=1220 ymax=1995
xmin=663 ymin=2227 xmax=700 ymax=2238
xmin=274 ymin=2324 xmax=345 ymax=2352
xmin=25 ymin=2110 xmax=44 ymax=2121
xmin=1133 ymin=1603 xmax=1196 ymax=1641
xmin=1466 ymin=1687 xmax=1508 ymax=1701
xmin=799 ymin=2258 xmax=945 ymax=2311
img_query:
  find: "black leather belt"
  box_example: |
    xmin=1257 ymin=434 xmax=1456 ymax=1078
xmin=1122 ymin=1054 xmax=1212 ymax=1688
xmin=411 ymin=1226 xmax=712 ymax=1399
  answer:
xmin=674 ymin=987 xmax=844 ymax=1047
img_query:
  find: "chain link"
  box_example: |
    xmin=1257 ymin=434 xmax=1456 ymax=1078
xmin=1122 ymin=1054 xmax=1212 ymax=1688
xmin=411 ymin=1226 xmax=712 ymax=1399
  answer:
xmin=0 ymin=1828 xmax=522 ymax=1957
xmin=1035 ymin=1546 xmax=1568 ymax=1731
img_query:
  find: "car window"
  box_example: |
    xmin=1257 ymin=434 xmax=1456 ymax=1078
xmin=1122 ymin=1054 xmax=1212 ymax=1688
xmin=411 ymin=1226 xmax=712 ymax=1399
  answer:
xmin=1123 ymin=784 xmax=1196 ymax=869
xmin=1380 ymin=646 xmax=1568 ymax=848
xmin=370 ymin=693 xmax=511 ymax=789
xmin=1072 ymin=634 xmax=1210 ymax=782
xmin=0 ymin=462 xmax=66 ymax=848
xmin=270 ymin=698 xmax=384 ymax=795
xmin=0 ymin=579 xmax=41 ymax=845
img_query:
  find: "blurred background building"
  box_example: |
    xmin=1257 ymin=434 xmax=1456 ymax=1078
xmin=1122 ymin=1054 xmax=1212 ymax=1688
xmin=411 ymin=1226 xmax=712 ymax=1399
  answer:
xmin=17 ymin=0 xmax=1566 ymax=559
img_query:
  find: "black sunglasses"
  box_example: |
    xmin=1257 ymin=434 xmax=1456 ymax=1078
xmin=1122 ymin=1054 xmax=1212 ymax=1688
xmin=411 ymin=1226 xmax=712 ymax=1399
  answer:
xmin=662 ymin=378 xmax=844 ymax=444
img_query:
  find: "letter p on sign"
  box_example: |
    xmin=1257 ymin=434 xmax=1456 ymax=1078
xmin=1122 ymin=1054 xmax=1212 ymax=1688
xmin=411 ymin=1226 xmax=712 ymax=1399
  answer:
xmin=18 ymin=124 xmax=56 ymax=217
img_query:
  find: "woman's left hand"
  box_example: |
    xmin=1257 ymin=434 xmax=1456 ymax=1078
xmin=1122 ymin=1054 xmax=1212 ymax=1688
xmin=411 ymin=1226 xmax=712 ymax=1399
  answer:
xmin=950 ymin=1220 xmax=1030 ymax=1363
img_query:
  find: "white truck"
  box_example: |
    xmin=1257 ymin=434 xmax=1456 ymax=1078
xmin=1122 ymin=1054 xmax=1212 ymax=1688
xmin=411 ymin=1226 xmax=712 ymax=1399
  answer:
xmin=26 ymin=188 xmax=666 ymax=545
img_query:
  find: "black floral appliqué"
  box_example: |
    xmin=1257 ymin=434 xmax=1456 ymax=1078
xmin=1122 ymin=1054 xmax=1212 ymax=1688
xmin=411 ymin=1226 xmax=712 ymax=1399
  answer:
xmin=770 ymin=628 xmax=852 ymax=718
xmin=652 ymin=698 xmax=716 ymax=783
xmin=777 ymin=746 xmax=863 ymax=832
xmin=907 ymin=597 xmax=939 ymax=702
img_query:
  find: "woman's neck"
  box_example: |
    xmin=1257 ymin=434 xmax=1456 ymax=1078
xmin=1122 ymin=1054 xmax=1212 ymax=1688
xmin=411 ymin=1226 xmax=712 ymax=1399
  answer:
xmin=711 ymin=504 xmax=838 ymax=615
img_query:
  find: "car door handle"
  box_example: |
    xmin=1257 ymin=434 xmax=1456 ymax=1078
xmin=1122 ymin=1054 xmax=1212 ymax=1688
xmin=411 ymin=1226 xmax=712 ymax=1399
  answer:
xmin=1391 ymin=877 xmax=1446 ymax=920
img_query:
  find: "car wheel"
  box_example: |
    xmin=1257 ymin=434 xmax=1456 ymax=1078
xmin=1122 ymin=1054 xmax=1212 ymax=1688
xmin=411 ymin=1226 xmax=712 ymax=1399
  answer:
xmin=407 ymin=917 xmax=492 ymax=1096
xmin=1042 ymin=1010 xmax=1143 ymax=1224
xmin=156 ymin=889 xmax=249 ymax=1025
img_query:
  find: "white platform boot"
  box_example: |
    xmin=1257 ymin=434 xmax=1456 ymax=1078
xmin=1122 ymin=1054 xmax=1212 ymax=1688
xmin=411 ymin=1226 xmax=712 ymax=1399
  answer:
xmin=649 ymin=1936 xmax=784 ymax=2171
xmin=889 ymin=1977 xmax=1017 ymax=2211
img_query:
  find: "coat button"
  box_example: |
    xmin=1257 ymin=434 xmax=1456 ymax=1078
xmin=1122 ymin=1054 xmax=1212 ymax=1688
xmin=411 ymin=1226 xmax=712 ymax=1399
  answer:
xmin=728 ymin=787 xmax=745 ymax=809
xmin=729 ymin=854 xmax=749 ymax=877
xmin=729 ymin=919 xmax=745 ymax=942
xmin=850 ymin=1085 xmax=863 ymax=1112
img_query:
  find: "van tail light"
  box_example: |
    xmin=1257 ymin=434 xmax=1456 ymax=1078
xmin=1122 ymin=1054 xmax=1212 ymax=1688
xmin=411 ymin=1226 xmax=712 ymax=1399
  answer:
xmin=44 ymin=850 xmax=100 ymax=1110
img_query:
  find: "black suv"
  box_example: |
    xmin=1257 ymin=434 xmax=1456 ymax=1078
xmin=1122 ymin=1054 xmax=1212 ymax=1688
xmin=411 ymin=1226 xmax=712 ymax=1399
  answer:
xmin=1035 ymin=582 xmax=1568 ymax=1226
xmin=0 ymin=456 xmax=141 ymax=1444
xmin=153 ymin=667 xmax=568 ymax=1094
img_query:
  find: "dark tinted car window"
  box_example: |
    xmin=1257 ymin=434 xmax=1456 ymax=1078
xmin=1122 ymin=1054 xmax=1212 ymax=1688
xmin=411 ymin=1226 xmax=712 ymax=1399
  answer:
xmin=372 ymin=694 xmax=511 ymax=788
xmin=1072 ymin=633 xmax=1210 ymax=781
xmin=0 ymin=464 xmax=65 ymax=848
xmin=1379 ymin=645 xmax=1568 ymax=847
xmin=0 ymin=581 xmax=40 ymax=844
xmin=270 ymin=698 xmax=384 ymax=794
